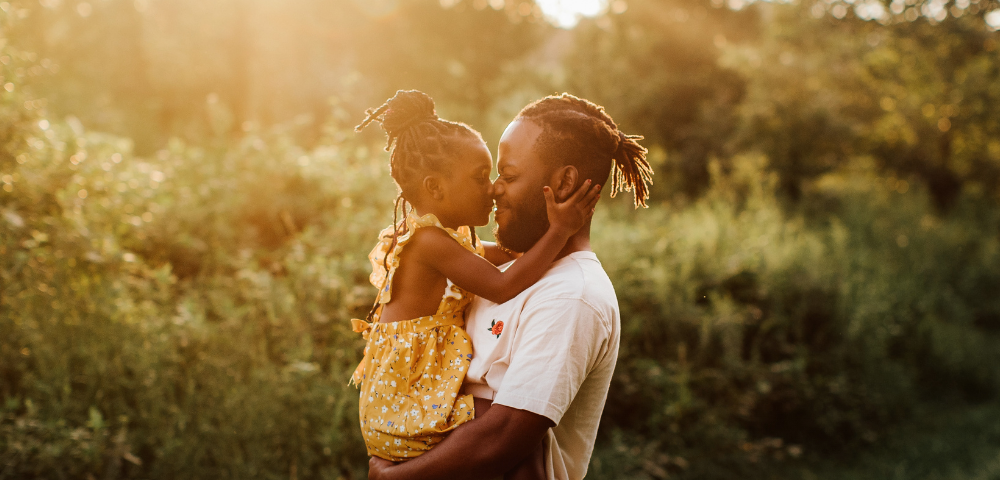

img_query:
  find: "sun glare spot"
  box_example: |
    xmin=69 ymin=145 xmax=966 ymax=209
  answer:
xmin=537 ymin=0 xmax=608 ymax=28
xmin=986 ymin=9 xmax=1000 ymax=30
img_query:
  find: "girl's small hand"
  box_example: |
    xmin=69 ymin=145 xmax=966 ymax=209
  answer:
xmin=543 ymin=179 xmax=602 ymax=237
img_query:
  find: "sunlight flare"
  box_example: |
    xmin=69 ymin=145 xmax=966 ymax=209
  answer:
xmin=536 ymin=0 xmax=608 ymax=28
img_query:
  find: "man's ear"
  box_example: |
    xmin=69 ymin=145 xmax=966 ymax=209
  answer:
xmin=550 ymin=165 xmax=579 ymax=202
xmin=422 ymin=175 xmax=444 ymax=201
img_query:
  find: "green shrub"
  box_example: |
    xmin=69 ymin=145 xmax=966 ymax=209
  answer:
xmin=587 ymin=155 xmax=1000 ymax=479
xmin=1 ymin=35 xmax=392 ymax=474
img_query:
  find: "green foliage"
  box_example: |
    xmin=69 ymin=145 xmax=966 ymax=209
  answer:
xmin=0 ymin=124 xmax=384 ymax=477
xmin=586 ymin=155 xmax=1000 ymax=479
xmin=0 ymin=25 xmax=397 ymax=475
xmin=564 ymin=0 xmax=752 ymax=198
xmin=725 ymin=7 xmax=1000 ymax=205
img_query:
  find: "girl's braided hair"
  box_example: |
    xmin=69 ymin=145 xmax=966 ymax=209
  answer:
xmin=516 ymin=93 xmax=652 ymax=208
xmin=355 ymin=90 xmax=483 ymax=319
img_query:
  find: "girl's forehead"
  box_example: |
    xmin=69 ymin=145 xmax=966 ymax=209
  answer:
xmin=458 ymin=138 xmax=493 ymax=168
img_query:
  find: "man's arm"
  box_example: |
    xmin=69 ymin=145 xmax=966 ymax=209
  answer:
xmin=369 ymin=402 xmax=554 ymax=480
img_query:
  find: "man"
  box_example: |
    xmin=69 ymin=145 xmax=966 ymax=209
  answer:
xmin=369 ymin=93 xmax=653 ymax=480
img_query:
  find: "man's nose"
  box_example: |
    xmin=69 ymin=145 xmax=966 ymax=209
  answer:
xmin=491 ymin=179 xmax=503 ymax=199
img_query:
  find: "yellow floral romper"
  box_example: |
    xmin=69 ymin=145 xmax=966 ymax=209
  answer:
xmin=350 ymin=212 xmax=481 ymax=461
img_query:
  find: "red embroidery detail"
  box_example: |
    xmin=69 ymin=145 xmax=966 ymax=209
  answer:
xmin=487 ymin=319 xmax=503 ymax=338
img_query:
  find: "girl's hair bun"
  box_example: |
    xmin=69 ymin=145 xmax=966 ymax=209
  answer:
xmin=380 ymin=90 xmax=438 ymax=135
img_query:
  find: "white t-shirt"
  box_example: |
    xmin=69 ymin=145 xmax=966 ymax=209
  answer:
xmin=464 ymin=250 xmax=620 ymax=480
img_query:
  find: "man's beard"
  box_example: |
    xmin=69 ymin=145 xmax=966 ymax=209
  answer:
xmin=493 ymin=193 xmax=549 ymax=254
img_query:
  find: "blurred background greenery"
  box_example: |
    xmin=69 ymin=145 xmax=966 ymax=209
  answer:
xmin=2 ymin=0 xmax=1000 ymax=478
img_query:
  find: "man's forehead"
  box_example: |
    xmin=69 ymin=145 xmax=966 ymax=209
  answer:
xmin=498 ymin=119 xmax=542 ymax=169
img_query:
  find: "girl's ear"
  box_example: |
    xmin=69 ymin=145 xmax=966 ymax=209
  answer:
xmin=422 ymin=175 xmax=445 ymax=201
xmin=550 ymin=165 xmax=579 ymax=202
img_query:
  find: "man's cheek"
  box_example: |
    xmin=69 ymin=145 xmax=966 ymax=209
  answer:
xmin=495 ymin=208 xmax=512 ymax=229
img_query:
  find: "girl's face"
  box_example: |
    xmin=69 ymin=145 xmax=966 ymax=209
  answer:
xmin=436 ymin=139 xmax=494 ymax=228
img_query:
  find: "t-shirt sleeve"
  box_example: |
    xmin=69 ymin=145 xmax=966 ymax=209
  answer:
xmin=492 ymin=297 xmax=610 ymax=424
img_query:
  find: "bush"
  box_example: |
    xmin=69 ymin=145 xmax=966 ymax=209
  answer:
xmin=1 ymin=37 xmax=393 ymax=474
xmin=587 ymin=155 xmax=1000 ymax=479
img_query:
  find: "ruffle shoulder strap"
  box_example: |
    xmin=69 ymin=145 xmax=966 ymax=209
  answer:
xmin=366 ymin=212 xmax=482 ymax=305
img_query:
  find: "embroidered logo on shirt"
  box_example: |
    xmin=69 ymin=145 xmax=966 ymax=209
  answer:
xmin=487 ymin=319 xmax=503 ymax=338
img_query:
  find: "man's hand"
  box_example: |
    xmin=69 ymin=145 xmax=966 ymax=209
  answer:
xmin=369 ymin=456 xmax=396 ymax=480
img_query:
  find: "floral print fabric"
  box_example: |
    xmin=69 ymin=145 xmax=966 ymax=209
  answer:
xmin=351 ymin=212 xmax=482 ymax=461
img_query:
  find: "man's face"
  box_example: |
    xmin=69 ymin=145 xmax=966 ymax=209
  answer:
xmin=493 ymin=119 xmax=552 ymax=253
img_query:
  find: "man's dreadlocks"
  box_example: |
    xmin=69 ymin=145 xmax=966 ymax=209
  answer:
xmin=516 ymin=93 xmax=653 ymax=208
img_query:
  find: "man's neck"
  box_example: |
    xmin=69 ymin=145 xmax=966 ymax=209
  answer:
xmin=555 ymin=225 xmax=591 ymax=261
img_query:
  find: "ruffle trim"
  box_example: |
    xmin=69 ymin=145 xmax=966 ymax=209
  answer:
xmin=367 ymin=211 xmax=482 ymax=305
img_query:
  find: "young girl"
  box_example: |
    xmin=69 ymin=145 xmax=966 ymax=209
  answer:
xmin=350 ymin=90 xmax=600 ymax=471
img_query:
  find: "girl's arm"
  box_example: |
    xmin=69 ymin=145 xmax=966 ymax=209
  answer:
xmin=415 ymin=181 xmax=600 ymax=305
xmin=481 ymin=242 xmax=520 ymax=266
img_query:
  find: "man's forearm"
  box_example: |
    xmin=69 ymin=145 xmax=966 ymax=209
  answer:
xmin=373 ymin=403 xmax=553 ymax=480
